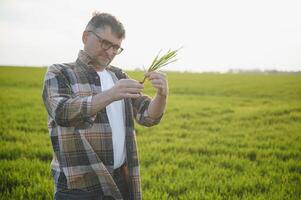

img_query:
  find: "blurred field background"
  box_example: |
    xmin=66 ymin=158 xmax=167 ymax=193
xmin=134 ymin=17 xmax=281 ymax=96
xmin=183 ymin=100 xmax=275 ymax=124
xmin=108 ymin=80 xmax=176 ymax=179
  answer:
xmin=0 ymin=66 xmax=301 ymax=199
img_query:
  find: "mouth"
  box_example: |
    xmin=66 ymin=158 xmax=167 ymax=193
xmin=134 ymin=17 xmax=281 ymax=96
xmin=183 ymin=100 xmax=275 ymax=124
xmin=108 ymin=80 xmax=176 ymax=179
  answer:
xmin=99 ymin=53 xmax=110 ymax=60
xmin=101 ymin=56 xmax=111 ymax=63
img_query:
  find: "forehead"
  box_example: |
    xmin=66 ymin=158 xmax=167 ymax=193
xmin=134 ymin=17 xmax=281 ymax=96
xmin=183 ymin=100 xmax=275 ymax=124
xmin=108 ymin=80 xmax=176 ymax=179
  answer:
xmin=94 ymin=26 xmax=123 ymax=45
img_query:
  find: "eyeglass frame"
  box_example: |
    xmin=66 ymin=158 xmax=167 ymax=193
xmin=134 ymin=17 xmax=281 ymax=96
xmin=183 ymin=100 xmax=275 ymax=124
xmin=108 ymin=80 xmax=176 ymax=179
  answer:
xmin=87 ymin=30 xmax=124 ymax=55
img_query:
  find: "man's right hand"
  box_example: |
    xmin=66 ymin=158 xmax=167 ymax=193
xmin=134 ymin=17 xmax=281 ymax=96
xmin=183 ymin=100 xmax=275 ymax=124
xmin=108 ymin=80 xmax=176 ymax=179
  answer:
xmin=109 ymin=79 xmax=144 ymax=101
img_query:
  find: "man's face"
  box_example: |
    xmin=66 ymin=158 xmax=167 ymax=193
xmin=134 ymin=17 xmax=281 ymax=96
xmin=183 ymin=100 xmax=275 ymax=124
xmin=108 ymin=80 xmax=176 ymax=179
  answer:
xmin=83 ymin=26 xmax=123 ymax=68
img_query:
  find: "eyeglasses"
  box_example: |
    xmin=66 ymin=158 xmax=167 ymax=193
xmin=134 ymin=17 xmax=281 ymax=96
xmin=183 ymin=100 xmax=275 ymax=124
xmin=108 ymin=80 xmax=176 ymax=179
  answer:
xmin=87 ymin=31 xmax=124 ymax=55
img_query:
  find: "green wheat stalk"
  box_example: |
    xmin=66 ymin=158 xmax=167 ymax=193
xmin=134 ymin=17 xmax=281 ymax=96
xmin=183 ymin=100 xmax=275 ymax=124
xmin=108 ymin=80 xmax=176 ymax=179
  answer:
xmin=140 ymin=47 xmax=182 ymax=84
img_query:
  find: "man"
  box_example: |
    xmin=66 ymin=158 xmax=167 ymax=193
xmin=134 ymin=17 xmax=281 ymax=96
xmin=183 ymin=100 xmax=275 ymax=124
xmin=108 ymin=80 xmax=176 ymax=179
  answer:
xmin=42 ymin=12 xmax=168 ymax=200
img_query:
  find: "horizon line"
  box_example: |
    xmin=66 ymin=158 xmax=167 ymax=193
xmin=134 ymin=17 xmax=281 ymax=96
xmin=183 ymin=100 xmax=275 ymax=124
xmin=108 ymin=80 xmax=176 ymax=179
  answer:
xmin=1 ymin=65 xmax=301 ymax=74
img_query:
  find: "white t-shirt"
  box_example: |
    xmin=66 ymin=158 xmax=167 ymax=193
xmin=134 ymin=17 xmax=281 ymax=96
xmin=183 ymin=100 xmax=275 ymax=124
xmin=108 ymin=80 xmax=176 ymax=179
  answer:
xmin=97 ymin=70 xmax=126 ymax=169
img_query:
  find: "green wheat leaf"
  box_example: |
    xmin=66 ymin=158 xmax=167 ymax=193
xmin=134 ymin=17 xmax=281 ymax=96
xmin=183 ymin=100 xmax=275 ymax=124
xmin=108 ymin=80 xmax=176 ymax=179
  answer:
xmin=140 ymin=47 xmax=182 ymax=84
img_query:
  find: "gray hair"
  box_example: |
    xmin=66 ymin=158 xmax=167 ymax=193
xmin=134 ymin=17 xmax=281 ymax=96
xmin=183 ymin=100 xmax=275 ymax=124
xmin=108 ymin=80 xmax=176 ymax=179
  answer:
xmin=85 ymin=12 xmax=126 ymax=39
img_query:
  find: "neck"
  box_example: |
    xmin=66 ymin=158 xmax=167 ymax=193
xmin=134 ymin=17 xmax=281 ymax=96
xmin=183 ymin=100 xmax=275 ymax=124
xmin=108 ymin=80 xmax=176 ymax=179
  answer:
xmin=93 ymin=64 xmax=106 ymax=72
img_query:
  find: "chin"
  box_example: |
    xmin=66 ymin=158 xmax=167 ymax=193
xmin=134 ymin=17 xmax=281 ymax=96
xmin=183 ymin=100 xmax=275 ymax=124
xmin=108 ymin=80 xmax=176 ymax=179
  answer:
xmin=101 ymin=58 xmax=112 ymax=66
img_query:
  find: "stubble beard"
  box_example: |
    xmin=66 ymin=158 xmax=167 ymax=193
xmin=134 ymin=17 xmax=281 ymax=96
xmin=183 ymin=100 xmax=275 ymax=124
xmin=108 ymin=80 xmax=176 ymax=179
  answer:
xmin=92 ymin=55 xmax=112 ymax=69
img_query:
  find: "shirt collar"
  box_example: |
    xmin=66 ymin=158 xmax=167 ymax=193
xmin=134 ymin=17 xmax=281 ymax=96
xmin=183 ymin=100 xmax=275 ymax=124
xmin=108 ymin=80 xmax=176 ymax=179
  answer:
xmin=77 ymin=50 xmax=112 ymax=71
xmin=77 ymin=50 xmax=93 ymax=66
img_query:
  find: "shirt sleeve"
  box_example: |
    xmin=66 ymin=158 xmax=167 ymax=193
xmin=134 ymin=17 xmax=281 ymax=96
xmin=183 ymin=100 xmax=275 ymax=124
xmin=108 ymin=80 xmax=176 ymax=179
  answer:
xmin=131 ymin=94 xmax=163 ymax=127
xmin=42 ymin=64 xmax=95 ymax=128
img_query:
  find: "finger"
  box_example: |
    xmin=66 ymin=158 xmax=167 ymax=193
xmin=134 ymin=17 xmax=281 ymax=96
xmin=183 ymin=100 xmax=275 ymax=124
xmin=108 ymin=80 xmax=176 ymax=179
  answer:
xmin=151 ymin=83 xmax=164 ymax=89
xmin=126 ymin=83 xmax=144 ymax=89
xmin=121 ymin=78 xmax=142 ymax=85
xmin=150 ymin=79 xmax=163 ymax=85
xmin=144 ymin=72 xmax=158 ymax=79
xmin=123 ymin=93 xmax=141 ymax=99
xmin=148 ymin=73 xmax=166 ymax=81
xmin=121 ymin=80 xmax=144 ymax=89
xmin=123 ymin=88 xmax=143 ymax=94
xmin=130 ymin=80 xmax=144 ymax=88
xmin=128 ymin=78 xmax=142 ymax=84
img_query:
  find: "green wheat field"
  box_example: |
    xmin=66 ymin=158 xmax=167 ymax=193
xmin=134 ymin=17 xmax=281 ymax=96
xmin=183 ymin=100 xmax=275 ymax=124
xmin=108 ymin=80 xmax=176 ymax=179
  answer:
xmin=0 ymin=66 xmax=300 ymax=200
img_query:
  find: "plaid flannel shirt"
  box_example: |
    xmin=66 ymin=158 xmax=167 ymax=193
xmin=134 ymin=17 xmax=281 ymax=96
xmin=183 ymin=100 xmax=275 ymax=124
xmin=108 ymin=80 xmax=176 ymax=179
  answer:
xmin=42 ymin=50 xmax=162 ymax=200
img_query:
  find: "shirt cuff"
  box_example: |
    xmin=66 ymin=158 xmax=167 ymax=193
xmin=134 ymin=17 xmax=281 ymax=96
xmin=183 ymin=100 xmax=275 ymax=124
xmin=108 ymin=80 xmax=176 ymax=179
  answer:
xmin=142 ymin=109 xmax=164 ymax=125
xmin=81 ymin=95 xmax=96 ymax=127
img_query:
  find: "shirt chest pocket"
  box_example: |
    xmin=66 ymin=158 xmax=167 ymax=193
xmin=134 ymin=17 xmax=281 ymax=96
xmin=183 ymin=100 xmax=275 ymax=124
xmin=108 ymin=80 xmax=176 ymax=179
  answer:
xmin=69 ymin=70 xmax=100 ymax=97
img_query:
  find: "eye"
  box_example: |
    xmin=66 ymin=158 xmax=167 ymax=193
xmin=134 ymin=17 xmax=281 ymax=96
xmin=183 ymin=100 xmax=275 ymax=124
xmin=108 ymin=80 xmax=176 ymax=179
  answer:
xmin=112 ymin=45 xmax=120 ymax=50
xmin=102 ymin=39 xmax=113 ymax=48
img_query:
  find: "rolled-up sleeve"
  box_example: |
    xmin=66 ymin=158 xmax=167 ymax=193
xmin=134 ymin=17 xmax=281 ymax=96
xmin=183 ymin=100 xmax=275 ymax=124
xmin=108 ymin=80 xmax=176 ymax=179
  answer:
xmin=131 ymin=95 xmax=163 ymax=127
xmin=42 ymin=65 xmax=94 ymax=128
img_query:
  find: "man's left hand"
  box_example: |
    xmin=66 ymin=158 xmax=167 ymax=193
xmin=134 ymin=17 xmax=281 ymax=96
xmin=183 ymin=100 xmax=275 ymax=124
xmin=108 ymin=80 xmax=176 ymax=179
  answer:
xmin=144 ymin=72 xmax=169 ymax=97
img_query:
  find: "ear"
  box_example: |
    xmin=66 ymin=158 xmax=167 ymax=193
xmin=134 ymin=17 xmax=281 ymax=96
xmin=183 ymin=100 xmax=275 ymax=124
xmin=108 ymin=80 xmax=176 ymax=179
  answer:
xmin=82 ymin=31 xmax=89 ymax=44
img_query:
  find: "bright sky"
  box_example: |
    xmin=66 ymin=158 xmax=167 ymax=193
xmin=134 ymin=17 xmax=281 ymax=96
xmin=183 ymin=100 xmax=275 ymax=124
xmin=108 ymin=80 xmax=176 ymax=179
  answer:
xmin=1 ymin=0 xmax=301 ymax=72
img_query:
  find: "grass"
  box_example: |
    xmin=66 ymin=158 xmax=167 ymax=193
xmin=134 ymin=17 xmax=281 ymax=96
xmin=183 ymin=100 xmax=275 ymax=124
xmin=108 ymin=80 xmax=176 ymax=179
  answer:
xmin=0 ymin=66 xmax=301 ymax=199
